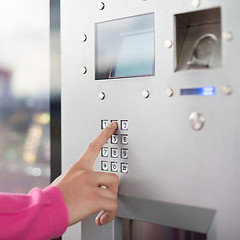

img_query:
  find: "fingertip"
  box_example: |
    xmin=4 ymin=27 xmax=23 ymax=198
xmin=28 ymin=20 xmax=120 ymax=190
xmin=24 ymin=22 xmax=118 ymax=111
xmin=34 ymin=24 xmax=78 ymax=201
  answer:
xmin=100 ymin=212 xmax=113 ymax=225
xmin=95 ymin=210 xmax=105 ymax=226
xmin=108 ymin=121 xmax=118 ymax=130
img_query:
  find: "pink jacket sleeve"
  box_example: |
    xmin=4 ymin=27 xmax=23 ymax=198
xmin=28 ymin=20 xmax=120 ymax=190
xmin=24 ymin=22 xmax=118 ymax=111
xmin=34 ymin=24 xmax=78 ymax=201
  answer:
xmin=0 ymin=186 xmax=68 ymax=240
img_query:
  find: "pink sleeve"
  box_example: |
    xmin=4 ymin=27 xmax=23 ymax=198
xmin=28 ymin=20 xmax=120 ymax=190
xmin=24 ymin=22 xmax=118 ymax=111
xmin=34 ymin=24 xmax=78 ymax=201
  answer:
xmin=0 ymin=186 xmax=68 ymax=240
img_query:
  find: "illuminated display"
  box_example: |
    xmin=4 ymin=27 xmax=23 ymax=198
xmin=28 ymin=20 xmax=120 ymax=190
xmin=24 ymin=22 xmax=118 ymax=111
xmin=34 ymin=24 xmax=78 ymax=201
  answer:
xmin=180 ymin=86 xmax=216 ymax=96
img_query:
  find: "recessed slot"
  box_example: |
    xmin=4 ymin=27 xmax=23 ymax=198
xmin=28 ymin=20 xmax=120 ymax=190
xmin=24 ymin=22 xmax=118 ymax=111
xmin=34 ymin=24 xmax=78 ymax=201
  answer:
xmin=174 ymin=8 xmax=221 ymax=71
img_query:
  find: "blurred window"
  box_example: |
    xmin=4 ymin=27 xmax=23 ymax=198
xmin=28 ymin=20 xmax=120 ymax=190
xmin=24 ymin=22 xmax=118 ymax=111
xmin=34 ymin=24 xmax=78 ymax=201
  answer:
xmin=0 ymin=0 xmax=50 ymax=193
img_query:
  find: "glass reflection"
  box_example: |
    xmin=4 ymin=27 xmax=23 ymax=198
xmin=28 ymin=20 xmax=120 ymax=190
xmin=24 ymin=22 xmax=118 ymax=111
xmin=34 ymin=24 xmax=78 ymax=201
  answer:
xmin=0 ymin=0 xmax=50 ymax=193
xmin=95 ymin=13 xmax=155 ymax=80
xmin=123 ymin=219 xmax=206 ymax=240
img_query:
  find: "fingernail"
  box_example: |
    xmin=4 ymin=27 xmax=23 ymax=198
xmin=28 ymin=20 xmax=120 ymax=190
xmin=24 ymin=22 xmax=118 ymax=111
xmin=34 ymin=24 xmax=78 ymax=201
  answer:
xmin=108 ymin=122 xmax=117 ymax=129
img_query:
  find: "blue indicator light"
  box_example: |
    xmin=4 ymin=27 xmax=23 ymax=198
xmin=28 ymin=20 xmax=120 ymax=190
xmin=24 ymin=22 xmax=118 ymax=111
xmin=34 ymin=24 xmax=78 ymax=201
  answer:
xmin=180 ymin=86 xmax=215 ymax=96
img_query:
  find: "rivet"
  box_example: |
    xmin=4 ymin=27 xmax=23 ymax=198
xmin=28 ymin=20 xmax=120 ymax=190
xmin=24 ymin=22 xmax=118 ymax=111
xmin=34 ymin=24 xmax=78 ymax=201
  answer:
xmin=81 ymin=34 xmax=87 ymax=42
xmin=98 ymin=2 xmax=105 ymax=10
xmin=142 ymin=90 xmax=150 ymax=99
xmin=166 ymin=88 xmax=174 ymax=97
xmin=223 ymin=31 xmax=233 ymax=41
xmin=192 ymin=0 xmax=200 ymax=8
xmin=164 ymin=40 xmax=172 ymax=49
xmin=222 ymin=85 xmax=232 ymax=95
xmin=81 ymin=66 xmax=87 ymax=74
xmin=99 ymin=92 xmax=105 ymax=100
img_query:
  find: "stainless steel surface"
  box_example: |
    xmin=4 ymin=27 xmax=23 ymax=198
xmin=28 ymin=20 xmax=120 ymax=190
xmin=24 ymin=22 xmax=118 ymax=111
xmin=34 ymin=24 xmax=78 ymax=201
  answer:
xmin=61 ymin=0 xmax=240 ymax=239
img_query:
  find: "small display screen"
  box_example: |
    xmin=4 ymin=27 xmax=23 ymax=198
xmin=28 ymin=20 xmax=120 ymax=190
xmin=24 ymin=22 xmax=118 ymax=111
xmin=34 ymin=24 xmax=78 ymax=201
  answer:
xmin=180 ymin=86 xmax=215 ymax=96
xmin=95 ymin=13 xmax=155 ymax=80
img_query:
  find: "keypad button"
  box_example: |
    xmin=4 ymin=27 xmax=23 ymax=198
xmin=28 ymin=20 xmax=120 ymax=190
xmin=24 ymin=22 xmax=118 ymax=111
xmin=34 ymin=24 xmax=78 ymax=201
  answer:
xmin=111 ymin=120 xmax=118 ymax=129
xmin=101 ymin=161 xmax=108 ymax=171
xmin=111 ymin=134 xmax=118 ymax=144
xmin=121 ymin=149 xmax=128 ymax=159
xmin=121 ymin=163 xmax=128 ymax=173
xmin=111 ymin=148 xmax=118 ymax=158
xmin=111 ymin=162 xmax=118 ymax=172
xmin=101 ymin=147 xmax=108 ymax=157
xmin=101 ymin=120 xmax=109 ymax=129
xmin=121 ymin=120 xmax=128 ymax=130
xmin=121 ymin=134 xmax=128 ymax=145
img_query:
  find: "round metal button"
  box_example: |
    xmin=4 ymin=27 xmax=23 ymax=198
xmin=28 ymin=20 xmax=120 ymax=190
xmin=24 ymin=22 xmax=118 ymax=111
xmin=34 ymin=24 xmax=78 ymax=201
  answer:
xmin=189 ymin=112 xmax=205 ymax=131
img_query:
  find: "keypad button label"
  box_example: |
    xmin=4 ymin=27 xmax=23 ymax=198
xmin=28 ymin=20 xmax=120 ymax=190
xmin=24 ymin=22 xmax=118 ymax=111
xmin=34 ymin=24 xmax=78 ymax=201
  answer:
xmin=111 ymin=148 xmax=118 ymax=158
xmin=111 ymin=162 xmax=118 ymax=172
xmin=101 ymin=161 xmax=108 ymax=171
xmin=121 ymin=134 xmax=128 ymax=145
xmin=121 ymin=120 xmax=128 ymax=130
xmin=121 ymin=149 xmax=128 ymax=159
xmin=121 ymin=163 xmax=128 ymax=173
xmin=101 ymin=120 xmax=109 ymax=129
xmin=101 ymin=147 xmax=108 ymax=157
xmin=111 ymin=134 xmax=118 ymax=144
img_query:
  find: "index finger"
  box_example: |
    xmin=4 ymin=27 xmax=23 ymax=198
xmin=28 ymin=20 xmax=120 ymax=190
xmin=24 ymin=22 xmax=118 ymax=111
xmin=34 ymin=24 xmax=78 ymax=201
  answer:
xmin=77 ymin=122 xmax=117 ymax=170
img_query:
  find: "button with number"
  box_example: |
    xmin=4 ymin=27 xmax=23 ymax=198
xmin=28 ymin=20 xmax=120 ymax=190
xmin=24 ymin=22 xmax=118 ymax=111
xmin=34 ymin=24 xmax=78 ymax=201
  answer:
xmin=121 ymin=163 xmax=128 ymax=173
xmin=111 ymin=162 xmax=118 ymax=172
xmin=121 ymin=149 xmax=128 ymax=159
xmin=101 ymin=161 xmax=108 ymax=171
xmin=121 ymin=120 xmax=128 ymax=130
xmin=101 ymin=147 xmax=108 ymax=157
xmin=121 ymin=134 xmax=128 ymax=145
xmin=111 ymin=148 xmax=118 ymax=158
xmin=101 ymin=120 xmax=108 ymax=129
xmin=111 ymin=134 xmax=118 ymax=144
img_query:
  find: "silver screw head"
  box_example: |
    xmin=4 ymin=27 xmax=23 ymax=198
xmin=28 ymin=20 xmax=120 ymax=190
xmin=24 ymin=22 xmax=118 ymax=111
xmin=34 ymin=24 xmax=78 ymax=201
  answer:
xmin=192 ymin=0 xmax=200 ymax=8
xmin=81 ymin=34 xmax=87 ymax=42
xmin=99 ymin=92 xmax=105 ymax=100
xmin=222 ymin=85 xmax=232 ymax=95
xmin=98 ymin=2 xmax=105 ymax=10
xmin=81 ymin=66 xmax=87 ymax=74
xmin=142 ymin=90 xmax=150 ymax=99
xmin=166 ymin=88 xmax=174 ymax=97
xmin=223 ymin=31 xmax=233 ymax=41
xmin=164 ymin=40 xmax=172 ymax=49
